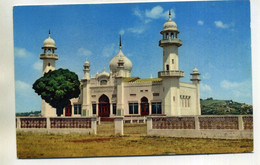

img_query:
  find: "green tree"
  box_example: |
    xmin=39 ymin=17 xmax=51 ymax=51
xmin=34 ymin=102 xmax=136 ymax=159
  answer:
xmin=33 ymin=68 xmax=80 ymax=116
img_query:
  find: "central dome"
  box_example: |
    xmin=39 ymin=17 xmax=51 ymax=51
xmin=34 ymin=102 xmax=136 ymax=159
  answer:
xmin=109 ymin=49 xmax=132 ymax=73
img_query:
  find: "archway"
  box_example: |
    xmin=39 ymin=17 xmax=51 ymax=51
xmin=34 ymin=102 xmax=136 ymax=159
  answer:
xmin=140 ymin=97 xmax=149 ymax=116
xmin=98 ymin=94 xmax=110 ymax=117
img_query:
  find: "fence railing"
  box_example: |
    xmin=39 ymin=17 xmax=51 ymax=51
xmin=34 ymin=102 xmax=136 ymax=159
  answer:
xmin=147 ymin=115 xmax=253 ymax=139
xmin=16 ymin=117 xmax=97 ymax=134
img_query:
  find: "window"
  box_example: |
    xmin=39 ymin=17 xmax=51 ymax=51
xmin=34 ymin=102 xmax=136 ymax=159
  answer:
xmin=92 ymin=104 xmax=96 ymax=114
xmin=130 ymin=94 xmax=136 ymax=96
xmin=166 ymin=64 xmax=169 ymax=71
xmin=48 ymin=63 xmax=50 ymax=66
xmin=74 ymin=104 xmax=82 ymax=115
xmin=113 ymin=103 xmax=117 ymax=115
xmin=153 ymin=93 xmax=159 ymax=96
xmin=180 ymin=95 xmax=191 ymax=108
xmin=172 ymin=59 xmax=174 ymax=64
xmin=129 ymin=103 xmax=138 ymax=114
xmin=152 ymin=102 xmax=162 ymax=114
xmin=100 ymin=80 xmax=107 ymax=85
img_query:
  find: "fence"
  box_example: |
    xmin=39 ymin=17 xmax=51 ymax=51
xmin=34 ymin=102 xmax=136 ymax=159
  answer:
xmin=147 ymin=115 xmax=253 ymax=139
xmin=16 ymin=117 xmax=97 ymax=134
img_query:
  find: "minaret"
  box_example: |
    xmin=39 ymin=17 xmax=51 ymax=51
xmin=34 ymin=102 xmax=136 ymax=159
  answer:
xmin=40 ymin=31 xmax=58 ymax=117
xmin=190 ymin=67 xmax=201 ymax=115
xmin=158 ymin=11 xmax=183 ymax=116
xmin=159 ymin=10 xmax=183 ymax=74
xmin=40 ymin=30 xmax=58 ymax=74
xmin=83 ymin=59 xmax=90 ymax=79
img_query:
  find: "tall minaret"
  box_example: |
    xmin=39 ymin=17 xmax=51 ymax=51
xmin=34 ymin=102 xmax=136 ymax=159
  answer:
xmin=159 ymin=10 xmax=182 ymax=72
xmin=40 ymin=30 xmax=58 ymax=74
xmin=159 ymin=11 xmax=184 ymax=116
xmin=40 ymin=31 xmax=58 ymax=117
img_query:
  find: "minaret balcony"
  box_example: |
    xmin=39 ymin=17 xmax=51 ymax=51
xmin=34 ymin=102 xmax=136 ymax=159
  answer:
xmin=159 ymin=38 xmax=182 ymax=47
xmin=40 ymin=53 xmax=58 ymax=60
xmin=158 ymin=70 xmax=184 ymax=78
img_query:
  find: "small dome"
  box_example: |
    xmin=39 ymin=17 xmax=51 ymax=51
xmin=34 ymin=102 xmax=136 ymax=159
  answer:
xmin=84 ymin=59 xmax=90 ymax=66
xmin=42 ymin=32 xmax=56 ymax=48
xmin=163 ymin=19 xmax=177 ymax=31
xmin=193 ymin=67 xmax=199 ymax=73
xmin=97 ymin=69 xmax=110 ymax=79
xmin=109 ymin=49 xmax=132 ymax=73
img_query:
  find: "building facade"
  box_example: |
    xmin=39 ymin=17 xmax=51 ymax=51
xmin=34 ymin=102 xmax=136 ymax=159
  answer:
xmin=40 ymin=12 xmax=201 ymax=117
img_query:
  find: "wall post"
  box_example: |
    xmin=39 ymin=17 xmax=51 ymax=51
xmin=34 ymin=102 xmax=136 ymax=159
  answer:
xmin=238 ymin=115 xmax=244 ymax=130
xmin=194 ymin=116 xmax=200 ymax=130
xmin=147 ymin=117 xmax=152 ymax=133
xmin=46 ymin=117 xmax=51 ymax=129
xmin=17 ymin=117 xmax=21 ymax=129
xmin=91 ymin=117 xmax=97 ymax=135
xmin=114 ymin=117 xmax=124 ymax=135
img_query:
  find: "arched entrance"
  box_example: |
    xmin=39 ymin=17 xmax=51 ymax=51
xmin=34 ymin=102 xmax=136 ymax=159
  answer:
xmin=141 ymin=97 xmax=149 ymax=116
xmin=98 ymin=94 xmax=110 ymax=117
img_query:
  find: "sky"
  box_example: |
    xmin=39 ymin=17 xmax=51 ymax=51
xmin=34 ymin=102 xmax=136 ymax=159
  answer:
xmin=13 ymin=0 xmax=252 ymax=113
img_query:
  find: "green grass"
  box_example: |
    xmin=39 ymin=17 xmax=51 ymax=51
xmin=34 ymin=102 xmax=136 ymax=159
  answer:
xmin=17 ymin=122 xmax=253 ymax=158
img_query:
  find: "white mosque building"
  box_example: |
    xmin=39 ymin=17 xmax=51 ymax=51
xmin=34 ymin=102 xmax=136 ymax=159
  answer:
xmin=40 ymin=11 xmax=201 ymax=118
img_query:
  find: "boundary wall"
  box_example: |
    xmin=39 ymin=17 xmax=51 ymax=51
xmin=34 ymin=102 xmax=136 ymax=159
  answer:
xmin=16 ymin=117 xmax=97 ymax=134
xmin=147 ymin=115 xmax=253 ymax=139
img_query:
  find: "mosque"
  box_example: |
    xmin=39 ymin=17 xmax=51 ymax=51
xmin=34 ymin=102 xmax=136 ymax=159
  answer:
xmin=39 ymin=11 xmax=201 ymax=118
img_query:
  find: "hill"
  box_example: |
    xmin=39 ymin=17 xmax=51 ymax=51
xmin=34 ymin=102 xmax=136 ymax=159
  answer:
xmin=201 ymin=98 xmax=252 ymax=115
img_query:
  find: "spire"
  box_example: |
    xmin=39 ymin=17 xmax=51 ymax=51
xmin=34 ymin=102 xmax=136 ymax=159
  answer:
xmin=119 ymin=35 xmax=122 ymax=49
xmin=169 ymin=10 xmax=172 ymax=20
xmin=48 ymin=29 xmax=51 ymax=38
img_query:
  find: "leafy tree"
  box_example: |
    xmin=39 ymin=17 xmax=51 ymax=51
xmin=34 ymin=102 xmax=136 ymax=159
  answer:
xmin=33 ymin=68 xmax=80 ymax=116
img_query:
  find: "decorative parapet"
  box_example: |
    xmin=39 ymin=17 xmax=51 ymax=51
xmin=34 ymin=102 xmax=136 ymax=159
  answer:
xmin=40 ymin=53 xmax=58 ymax=60
xmin=159 ymin=38 xmax=182 ymax=47
xmin=158 ymin=70 xmax=184 ymax=78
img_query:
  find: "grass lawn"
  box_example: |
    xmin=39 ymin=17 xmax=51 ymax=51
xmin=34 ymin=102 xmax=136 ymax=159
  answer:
xmin=16 ymin=122 xmax=253 ymax=158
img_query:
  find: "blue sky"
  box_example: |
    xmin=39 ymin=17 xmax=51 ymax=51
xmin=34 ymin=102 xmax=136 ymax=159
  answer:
xmin=14 ymin=1 xmax=252 ymax=113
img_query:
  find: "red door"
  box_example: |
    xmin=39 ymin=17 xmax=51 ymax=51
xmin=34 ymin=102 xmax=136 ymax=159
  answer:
xmin=99 ymin=103 xmax=110 ymax=117
xmin=65 ymin=105 xmax=72 ymax=116
xmin=98 ymin=94 xmax=110 ymax=117
xmin=141 ymin=97 xmax=149 ymax=116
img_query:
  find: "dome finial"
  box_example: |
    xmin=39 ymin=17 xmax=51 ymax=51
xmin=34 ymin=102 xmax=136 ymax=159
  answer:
xmin=169 ymin=10 xmax=171 ymax=20
xmin=119 ymin=35 xmax=122 ymax=49
xmin=48 ymin=29 xmax=51 ymax=37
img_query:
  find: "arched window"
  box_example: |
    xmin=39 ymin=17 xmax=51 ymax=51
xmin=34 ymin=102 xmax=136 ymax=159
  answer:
xmin=100 ymin=80 xmax=107 ymax=85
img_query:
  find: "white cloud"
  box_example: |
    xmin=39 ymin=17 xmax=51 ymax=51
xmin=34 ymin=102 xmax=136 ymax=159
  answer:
xmin=15 ymin=80 xmax=30 ymax=91
xmin=77 ymin=47 xmax=92 ymax=56
xmin=33 ymin=61 xmax=42 ymax=71
xmin=133 ymin=8 xmax=143 ymax=19
xmin=220 ymin=80 xmax=239 ymax=89
xmin=220 ymin=79 xmax=252 ymax=103
xmin=128 ymin=27 xmax=145 ymax=34
xmin=119 ymin=29 xmax=125 ymax=35
xmin=214 ymin=21 xmax=229 ymax=29
xmin=14 ymin=47 xmax=32 ymax=58
xmin=198 ymin=20 xmax=204 ymax=25
xmin=102 ymin=43 xmax=116 ymax=58
xmin=145 ymin=6 xmax=172 ymax=20
xmin=202 ymin=72 xmax=211 ymax=79
xmin=201 ymin=83 xmax=212 ymax=92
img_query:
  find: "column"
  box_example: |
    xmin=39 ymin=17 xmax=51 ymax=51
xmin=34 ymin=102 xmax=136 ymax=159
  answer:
xmin=46 ymin=117 xmax=51 ymax=129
